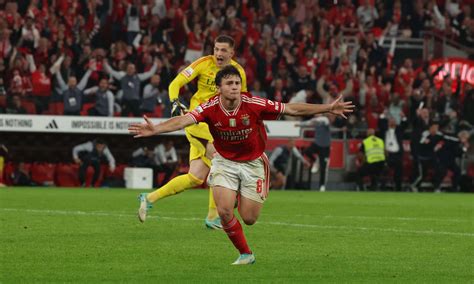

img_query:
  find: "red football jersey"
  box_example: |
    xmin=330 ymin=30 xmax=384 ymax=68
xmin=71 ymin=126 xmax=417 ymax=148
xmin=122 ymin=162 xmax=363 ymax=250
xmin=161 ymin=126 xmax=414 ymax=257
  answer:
xmin=188 ymin=92 xmax=285 ymax=161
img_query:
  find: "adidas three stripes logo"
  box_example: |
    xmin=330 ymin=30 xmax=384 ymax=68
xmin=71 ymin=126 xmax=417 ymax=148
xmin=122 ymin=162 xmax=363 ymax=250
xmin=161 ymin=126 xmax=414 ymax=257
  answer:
xmin=46 ymin=119 xmax=59 ymax=129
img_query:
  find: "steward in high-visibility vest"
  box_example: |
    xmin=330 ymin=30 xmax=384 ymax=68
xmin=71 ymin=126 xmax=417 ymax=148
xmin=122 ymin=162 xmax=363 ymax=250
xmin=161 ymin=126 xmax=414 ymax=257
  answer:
xmin=357 ymin=129 xmax=386 ymax=191
xmin=362 ymin=135 xmax=386 ymax=164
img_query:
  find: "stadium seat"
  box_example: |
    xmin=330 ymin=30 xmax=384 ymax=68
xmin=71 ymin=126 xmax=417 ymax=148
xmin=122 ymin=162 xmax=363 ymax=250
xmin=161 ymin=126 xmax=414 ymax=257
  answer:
xmin=31 ymin=163 xmax=56 ymax=185
xmin=154 ymin=105 xmax=163 ymax=117
xmin=303 ymin=130 xmax=315 ymax=138
xmin=83 ymin=165 xmax=105 ymax=187
xmin=3 ymin=162 xmax=15 ymax=186
xmin=328 ymin=141 xmax=344 ymax=168
xmin=105 ymin=164 xmax=126 ymax=179
xmin=348 ymin=140 xmax=362 ymax=154
xmin=22 ymin=163 xmax=32 ymax=173
xmin=143 ymin=105 xmax=163 ymax=118
xmin=0 ymin=95 xmax=6 ymax=108
xmin=55 ymin=163 xmax=80 ymax=187
xmin=48 ymin=102 xmax=64 ymax=115
xmin=21 ymin=100 xmax=36 ymax=114
xmin=468 ymin=164 xmax=474 ymax=177
xmin=80 ymin=103 xmax=95 ymax=116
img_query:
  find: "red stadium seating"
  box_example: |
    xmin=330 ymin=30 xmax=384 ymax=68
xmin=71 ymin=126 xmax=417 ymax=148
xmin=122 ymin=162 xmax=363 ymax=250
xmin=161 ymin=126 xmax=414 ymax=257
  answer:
xmin=143 ymin=105 xmax=163 ymax=118
xmin=80 ymin=103 xmax=95 ymax=116
xmin=105 ymin=164 xmax=126 ymax=179
xmin=21 ymin=100 xmax=36 ymax=114
xmin=56 ymin=163 xmax=116 ymax=187
xmin=348 ymin=140 xmax=362 ymax=154
xmin=329 ymin=141 xmax=344 ymax=169
xmin=31 ymin=163 xmax=56 ymax=185
xmin=55 ymin=163 xmax=80 ymax=187
xmin=83 ymin=165 xmax=105 ymax=187
xmin=3 ymin=162 xmax=15 ymax=185
xmin=48 ymin=102 xmax=64 ymax=115
xmin=468 ymin=164 xmax=474 ymax=178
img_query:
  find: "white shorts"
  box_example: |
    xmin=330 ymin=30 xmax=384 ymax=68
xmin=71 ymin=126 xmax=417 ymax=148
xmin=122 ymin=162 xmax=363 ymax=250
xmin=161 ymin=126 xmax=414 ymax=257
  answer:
xmin=207 ymin=154 xmax=270 ymax=203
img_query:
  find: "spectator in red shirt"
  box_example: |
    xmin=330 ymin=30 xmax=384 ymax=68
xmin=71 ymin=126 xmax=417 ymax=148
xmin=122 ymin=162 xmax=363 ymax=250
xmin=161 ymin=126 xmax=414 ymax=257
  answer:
xmin=31 ymin=63 xmax=51 ymax=114
xmin=182 ymin=14 xmax=204 ymax=63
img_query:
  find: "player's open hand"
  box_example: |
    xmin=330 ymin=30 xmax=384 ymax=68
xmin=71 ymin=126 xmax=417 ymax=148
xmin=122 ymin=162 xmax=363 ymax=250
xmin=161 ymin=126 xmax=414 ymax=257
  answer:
xmin=128 ymin=115 xmax=156 ymax=138
xmin=329 ymin=95 xmax=355 ymax=119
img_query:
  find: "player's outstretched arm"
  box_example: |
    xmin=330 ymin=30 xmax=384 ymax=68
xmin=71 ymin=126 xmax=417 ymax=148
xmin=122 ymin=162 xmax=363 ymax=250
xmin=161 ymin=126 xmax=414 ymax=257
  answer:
xmin=128 ymin=115 xmax=195 ymax=138
xmin=284 ymin=95 xmax=355 ymax=119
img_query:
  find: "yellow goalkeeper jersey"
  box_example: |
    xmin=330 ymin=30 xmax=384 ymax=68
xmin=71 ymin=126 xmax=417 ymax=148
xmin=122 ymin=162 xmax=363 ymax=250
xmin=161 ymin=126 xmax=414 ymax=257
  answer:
xmin=169 ymin=55 xmax=247 ymax=110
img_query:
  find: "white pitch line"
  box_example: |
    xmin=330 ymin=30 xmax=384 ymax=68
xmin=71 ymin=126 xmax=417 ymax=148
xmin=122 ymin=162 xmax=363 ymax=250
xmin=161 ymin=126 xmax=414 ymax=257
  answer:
xmin=307 ymin=214 xmax=469 ymax=223
xmin=262 ymin=221 xmax=474 ymax=237
xmin=1 ymin=208 xmax=473 ymax=237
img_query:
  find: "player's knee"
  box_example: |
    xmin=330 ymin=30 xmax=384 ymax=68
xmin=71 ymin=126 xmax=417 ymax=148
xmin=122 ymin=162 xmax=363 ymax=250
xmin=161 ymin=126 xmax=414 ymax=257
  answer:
xmin=242 ymin=216 xmax=257 ymax=226
xmin=217 ymin=207 xmax=234 ymax=222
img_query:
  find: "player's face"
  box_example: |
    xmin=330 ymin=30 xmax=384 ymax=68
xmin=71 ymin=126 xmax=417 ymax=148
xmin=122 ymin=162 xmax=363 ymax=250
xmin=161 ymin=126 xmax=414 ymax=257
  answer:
xmin=218 ymin=75 xmax=241 ymax=100
xmin=213 ymin=42 xmax=234 ymax=67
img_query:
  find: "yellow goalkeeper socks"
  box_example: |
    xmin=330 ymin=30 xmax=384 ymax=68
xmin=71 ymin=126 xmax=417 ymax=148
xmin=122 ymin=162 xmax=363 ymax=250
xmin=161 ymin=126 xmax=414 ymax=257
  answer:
xmin=146 ymin=173 xmax=203 ymax=203
xmin=207 ymin=188 xmax=219 ymax=220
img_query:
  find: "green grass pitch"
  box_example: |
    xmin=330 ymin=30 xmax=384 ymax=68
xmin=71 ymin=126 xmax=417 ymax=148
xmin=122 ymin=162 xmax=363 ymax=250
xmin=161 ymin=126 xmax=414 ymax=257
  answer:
xmin=1 ymin=187 xmax=473 ymax=283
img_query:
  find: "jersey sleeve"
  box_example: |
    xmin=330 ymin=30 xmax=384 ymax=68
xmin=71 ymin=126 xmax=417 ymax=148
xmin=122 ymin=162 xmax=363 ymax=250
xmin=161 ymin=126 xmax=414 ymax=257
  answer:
xmin=187 ymin=103 xmax=209 ymax=124
xmin=168 ymin=58 xmax=206 ymax=101
xmin=259 ymin=98 xmax=286 ymax=120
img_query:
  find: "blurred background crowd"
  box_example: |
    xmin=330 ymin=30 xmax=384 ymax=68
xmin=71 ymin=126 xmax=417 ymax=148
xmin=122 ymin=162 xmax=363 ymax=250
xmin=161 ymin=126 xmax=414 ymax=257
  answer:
xmin=0 ymin=0 xmax=472 ymax=130
xmin=0 ymin=0 xmax=473 ymax=191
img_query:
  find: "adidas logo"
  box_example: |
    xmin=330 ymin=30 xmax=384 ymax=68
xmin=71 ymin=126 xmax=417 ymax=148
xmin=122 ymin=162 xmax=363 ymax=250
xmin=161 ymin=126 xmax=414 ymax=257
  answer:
xmin=214 ymin=121 xmax=223 ymax=127
xmin=46 ymin=119 xmax=59 ymax=129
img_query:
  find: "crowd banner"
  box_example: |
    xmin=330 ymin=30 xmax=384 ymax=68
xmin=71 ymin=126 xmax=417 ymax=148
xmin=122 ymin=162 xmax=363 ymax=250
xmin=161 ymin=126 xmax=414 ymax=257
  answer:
xmin=0 ymin=115 xmax=301 ymax=137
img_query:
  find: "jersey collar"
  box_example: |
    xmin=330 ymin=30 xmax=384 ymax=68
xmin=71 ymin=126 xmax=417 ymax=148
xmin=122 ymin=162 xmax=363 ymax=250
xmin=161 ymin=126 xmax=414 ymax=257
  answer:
xmin=219 ymin=96 xmax=241 ymax=116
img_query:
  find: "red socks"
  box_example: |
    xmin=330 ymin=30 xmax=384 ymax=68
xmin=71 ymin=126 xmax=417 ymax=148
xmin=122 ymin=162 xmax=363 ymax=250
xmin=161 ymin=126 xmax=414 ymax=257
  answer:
xmin=221 ymin=216 xmax=251 ymax=254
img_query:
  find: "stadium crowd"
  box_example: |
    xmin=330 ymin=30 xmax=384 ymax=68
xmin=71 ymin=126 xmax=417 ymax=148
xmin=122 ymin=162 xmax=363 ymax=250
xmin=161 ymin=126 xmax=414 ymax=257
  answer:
xmin=0 ymin=0 xmax=473 ymax=190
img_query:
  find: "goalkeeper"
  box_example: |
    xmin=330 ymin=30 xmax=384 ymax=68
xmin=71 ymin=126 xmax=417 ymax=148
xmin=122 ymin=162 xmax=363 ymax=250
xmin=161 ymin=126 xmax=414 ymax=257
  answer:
xmin=137 ymin=35 xmax=247 ymax=229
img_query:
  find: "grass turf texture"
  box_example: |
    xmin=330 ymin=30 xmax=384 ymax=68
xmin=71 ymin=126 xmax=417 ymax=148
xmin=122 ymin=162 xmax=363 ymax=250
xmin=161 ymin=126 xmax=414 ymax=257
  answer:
xmin=0 ymin=187 xmax=473 ymax=283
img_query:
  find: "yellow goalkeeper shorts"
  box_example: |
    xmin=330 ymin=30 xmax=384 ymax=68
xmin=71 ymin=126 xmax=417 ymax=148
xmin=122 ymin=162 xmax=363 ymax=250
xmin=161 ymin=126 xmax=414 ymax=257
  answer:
xmin=185 ymin=122 xmax=214 ymax=168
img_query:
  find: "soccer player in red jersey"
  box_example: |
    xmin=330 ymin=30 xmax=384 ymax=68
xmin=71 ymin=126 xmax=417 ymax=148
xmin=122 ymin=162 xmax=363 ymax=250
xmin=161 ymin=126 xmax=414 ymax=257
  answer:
xmin=129 ymin=65 xmax=354 ymax=265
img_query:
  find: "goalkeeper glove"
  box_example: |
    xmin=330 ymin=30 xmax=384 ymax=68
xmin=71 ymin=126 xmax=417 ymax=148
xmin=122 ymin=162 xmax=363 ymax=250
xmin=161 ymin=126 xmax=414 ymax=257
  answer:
xmin=171 ymin=99 xmax=188 ymax=117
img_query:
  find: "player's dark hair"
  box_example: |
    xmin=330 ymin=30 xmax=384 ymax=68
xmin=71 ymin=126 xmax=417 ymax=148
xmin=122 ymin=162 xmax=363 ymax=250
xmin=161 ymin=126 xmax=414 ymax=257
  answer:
xmin=215 ymin=65 xmax=242 ymax=87
xmin=215 ymin=35 xmax=235 ymax=48
xmin=94 ymin=138 xmax=106 ymax=145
